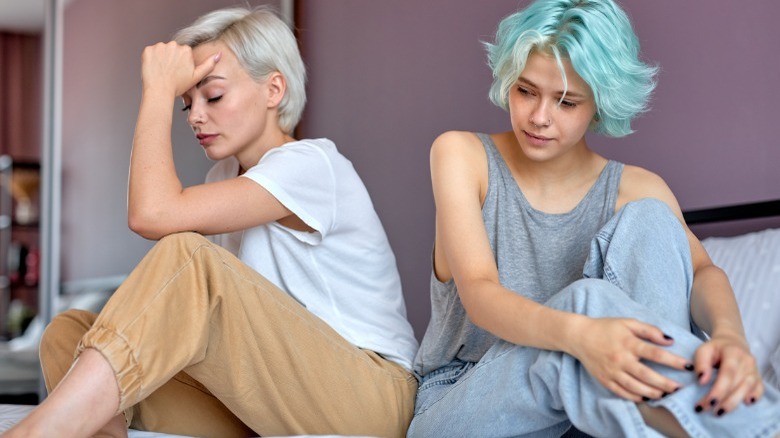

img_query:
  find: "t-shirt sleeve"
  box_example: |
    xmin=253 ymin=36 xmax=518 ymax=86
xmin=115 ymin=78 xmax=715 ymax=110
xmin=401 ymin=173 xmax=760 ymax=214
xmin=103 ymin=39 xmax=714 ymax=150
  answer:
xmin=240 ymin=143 xmax=336 ymax=244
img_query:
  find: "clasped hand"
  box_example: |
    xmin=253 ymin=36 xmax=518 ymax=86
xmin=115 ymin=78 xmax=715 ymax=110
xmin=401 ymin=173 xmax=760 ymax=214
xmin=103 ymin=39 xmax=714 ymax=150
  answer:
xmin=570 ymin=317 xmax=763 ymax=416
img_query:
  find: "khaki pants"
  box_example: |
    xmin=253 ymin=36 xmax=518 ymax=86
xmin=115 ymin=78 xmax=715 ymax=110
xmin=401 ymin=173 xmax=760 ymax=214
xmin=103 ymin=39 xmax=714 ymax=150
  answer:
xmin=39 ymin=232 xmax=417 ymax=438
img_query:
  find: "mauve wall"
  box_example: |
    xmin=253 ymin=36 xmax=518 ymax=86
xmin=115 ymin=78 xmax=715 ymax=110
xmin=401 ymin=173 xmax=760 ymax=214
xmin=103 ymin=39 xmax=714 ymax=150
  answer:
xmin=296 ymin=1 xmax=780 ymax=338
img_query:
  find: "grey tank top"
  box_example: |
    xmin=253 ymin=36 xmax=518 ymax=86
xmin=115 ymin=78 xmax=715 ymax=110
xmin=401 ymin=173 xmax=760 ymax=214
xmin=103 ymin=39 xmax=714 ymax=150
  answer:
xmin=413 ymin=133 xmax=624 ymax=377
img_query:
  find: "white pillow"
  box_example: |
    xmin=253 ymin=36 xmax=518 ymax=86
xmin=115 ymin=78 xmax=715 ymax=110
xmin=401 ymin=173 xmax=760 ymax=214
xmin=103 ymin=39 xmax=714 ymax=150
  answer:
xmin=701 ymin=228 xmax=780 ymax=379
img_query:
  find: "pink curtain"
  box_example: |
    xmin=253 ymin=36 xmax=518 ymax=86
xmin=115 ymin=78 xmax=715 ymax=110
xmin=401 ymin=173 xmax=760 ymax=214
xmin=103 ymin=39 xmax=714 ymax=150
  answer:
xmin=0 ymin=32 xmax=42 ymax=161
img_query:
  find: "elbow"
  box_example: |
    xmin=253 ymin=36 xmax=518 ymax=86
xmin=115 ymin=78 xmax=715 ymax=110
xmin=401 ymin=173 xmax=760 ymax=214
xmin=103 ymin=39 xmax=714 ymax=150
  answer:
xmin=127 ymin=209 xmax=167 ymax=241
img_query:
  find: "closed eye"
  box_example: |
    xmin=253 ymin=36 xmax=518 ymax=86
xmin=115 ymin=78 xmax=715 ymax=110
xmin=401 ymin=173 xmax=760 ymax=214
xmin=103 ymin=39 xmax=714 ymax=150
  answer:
xmin=181 ymin=95 xmax=221 ymax=112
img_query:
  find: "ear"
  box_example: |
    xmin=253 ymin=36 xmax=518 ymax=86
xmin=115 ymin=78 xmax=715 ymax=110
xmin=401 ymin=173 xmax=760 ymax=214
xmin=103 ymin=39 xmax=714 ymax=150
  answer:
xmin=266 ymin=72 xmax=287 ymax=108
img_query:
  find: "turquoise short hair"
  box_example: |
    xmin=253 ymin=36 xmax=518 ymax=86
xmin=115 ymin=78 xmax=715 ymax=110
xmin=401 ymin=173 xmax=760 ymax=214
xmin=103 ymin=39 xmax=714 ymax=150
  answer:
xmin=485 ymin=0 xmax=658 ymax=137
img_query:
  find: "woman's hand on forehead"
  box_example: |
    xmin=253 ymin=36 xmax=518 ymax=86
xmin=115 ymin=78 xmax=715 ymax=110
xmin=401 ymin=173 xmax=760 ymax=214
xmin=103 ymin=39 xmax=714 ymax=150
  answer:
xmin=140 ymin=41 xmax=221 ymax=98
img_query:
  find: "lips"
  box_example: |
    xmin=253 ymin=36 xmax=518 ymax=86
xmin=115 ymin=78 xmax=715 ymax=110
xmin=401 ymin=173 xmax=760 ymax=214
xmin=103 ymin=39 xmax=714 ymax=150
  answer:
xmin=524 ymin=130 xmax=551 ymax=145
xmin=196 ymin=133 xmax=218 ymax=146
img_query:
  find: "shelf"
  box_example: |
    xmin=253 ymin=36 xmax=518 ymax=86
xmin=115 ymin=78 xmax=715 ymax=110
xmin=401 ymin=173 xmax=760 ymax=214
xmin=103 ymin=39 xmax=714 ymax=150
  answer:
xmin=0 ymin=156 xmax=41 ymax=340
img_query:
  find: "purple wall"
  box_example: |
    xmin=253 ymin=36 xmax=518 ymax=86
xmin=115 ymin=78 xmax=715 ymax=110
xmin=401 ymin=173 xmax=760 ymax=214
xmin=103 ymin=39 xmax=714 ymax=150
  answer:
xmin=297 ymin=1 xmax=780 ymax=338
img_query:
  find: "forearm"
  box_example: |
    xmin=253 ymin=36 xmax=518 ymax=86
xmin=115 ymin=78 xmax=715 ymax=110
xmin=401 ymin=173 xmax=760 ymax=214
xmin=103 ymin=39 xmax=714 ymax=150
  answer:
xmin=127 ymin=87 xmax=182 ymax=234
xmin=460 ymin=278 xmax=588 ymax=353
xmin=689 ymin=264 xmax=747 ymax=341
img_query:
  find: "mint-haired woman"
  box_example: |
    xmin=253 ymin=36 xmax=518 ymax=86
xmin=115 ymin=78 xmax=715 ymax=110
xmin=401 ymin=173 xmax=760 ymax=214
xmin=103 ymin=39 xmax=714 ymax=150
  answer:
xmin=408 ymin=0 xmax=780 ymax=436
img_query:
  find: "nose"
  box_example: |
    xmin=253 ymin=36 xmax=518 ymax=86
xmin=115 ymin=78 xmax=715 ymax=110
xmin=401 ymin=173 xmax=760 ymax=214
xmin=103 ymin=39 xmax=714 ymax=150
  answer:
xmin=187 ymin=101 xmax=205 ymax=127
xmin=529 ymin=101 xmax=551 ymax=128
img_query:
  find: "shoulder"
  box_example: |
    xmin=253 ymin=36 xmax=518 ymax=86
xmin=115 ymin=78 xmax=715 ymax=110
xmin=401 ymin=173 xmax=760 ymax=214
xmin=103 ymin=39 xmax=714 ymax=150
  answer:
xmin=248 ymin=138 xmax=336 ymax=173
xmin=431 ymin=130 xmax=481 ymax=152
xmin=266 ymin=138 xmax=335 ymax=159
xmin=620 ymin=164 xmax=667 ymax=190
xmin=617 ymin=164 xmax=682 ymax=215
xmin=430 ymin=131 xmax=495 ymax=203
xmin=430 ymin=131 xmax=487 ymax=170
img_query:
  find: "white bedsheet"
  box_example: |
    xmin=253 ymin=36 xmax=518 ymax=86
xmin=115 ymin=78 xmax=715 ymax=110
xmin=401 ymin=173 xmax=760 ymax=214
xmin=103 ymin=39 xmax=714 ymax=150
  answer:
xmin=0 ymin=404 xmax=191 ymax=437
xmin=0 ymin=404 xmax=369 ymax=437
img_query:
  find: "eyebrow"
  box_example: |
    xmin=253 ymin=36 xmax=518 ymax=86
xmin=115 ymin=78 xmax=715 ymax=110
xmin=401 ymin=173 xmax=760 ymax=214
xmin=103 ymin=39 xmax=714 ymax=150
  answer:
xmin=517 ymin=77 xmax=588 ymax=99
xmin=196 ymin=75 xmax=226 ymax=89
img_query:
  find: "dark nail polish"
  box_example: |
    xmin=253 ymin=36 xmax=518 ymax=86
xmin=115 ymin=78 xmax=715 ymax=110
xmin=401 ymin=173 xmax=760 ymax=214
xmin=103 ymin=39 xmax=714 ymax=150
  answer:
xmin=661 ymin=392 xmax=668 ymax=398
xmin=695 ymin=405 xmax=703 ymax=413
xmin=697 ymin=372 xmax=704 ymax=380
xmin=684 ymin=363 xmax=694 ymax=371
xmin=710 ymin=399 xmax=718 ymax=407
xmin=642 ymin=396 xmax=650 ymax=402
xmin=663 ymin=333 xmax=674 ymax=341
xmin=717 ymin=408 xmax=725 ymax=417
xmin=714 ymin=362 xmax=721 ymax=370
xmin=749 ymin=397 xmax=756 ymax=405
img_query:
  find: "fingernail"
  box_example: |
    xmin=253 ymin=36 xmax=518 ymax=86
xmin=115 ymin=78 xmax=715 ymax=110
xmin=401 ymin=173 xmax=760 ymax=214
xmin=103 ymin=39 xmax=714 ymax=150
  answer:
xmin=710 ymin=399 xmax=718 ymax=407
xmin=684 ymin=363 xmax=694 ymax=371
xmin=716 ymin=408 xmax=725 ymax=417
xmin=663 ymin=333 xmax=674 ymax=340
xmin=749 ymin=397 xmax=756 ymax=405
xmin=642 ymin=396 xmax=650 ymax=402
xmin=695 ymin=405 xmax=703 ymax=413
xmin=661 ymin=392 xmax=669 ymax=398
xmin=714 ymin=362 xmax=721 ymax=370
xmin=697 ymin=372 xmax=704 ymax=380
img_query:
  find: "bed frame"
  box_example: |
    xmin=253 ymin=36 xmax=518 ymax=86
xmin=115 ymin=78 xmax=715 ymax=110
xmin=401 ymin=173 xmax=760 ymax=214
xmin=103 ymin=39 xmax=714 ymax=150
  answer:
xmin=683 ymin=199 xmax=780 ymax=225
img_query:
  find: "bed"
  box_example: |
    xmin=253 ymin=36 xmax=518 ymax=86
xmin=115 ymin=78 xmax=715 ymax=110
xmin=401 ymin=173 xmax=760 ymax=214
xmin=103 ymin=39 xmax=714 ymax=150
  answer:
xmin=684 ymin=199 xmax=780 ymax=390
xmin=1 ymin=200 xmax=779 ymax=436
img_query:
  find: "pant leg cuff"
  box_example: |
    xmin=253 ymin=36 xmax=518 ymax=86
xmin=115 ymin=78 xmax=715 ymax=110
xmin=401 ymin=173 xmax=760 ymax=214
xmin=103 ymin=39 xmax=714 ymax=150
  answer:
xmin=77 ymin=325 xmax=144 ymax=414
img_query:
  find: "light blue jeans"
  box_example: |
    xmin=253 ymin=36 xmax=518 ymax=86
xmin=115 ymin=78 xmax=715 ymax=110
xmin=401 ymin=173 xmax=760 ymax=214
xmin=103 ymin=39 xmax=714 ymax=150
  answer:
xmin=408 ymin=199 xmax=780 ymax=438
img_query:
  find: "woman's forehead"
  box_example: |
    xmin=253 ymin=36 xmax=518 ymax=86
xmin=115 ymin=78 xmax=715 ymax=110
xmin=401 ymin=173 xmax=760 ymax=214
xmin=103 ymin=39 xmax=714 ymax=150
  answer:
xmin=521 ymin=51 xmax=591 ymax=97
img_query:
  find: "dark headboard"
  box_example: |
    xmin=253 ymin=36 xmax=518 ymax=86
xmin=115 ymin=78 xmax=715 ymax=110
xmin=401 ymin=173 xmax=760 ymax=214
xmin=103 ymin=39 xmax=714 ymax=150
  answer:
xmin=683 ymin=199 xmax=780 ymax=225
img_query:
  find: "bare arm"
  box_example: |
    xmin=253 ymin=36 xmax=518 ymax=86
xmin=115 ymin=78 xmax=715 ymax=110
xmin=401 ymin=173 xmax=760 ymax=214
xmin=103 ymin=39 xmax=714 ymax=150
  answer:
xmin=431 ymin=132 xmax=569 ymax=349
xmin=127 ymin=42 xmax=292 ymax=240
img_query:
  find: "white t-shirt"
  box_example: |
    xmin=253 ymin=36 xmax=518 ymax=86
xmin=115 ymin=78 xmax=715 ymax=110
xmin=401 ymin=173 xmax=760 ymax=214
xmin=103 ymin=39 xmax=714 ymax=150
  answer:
xmin=205 ymin=138 xmax=418 ymax=370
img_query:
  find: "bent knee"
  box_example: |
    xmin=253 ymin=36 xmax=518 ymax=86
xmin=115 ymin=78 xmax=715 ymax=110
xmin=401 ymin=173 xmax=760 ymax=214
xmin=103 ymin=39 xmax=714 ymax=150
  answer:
xmin=157 ymin=231 xmax=210 ymax=247
xmin=41 ymin=309 xmax=97 ymax=352
xmin=153 ymin=232 xmax=216 ymax=258
xmin=619 ymin=198 xmax=681 ymax=232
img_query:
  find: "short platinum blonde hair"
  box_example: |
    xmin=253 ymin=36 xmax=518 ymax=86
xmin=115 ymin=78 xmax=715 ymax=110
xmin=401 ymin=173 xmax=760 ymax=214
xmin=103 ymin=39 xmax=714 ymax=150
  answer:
xmin=174 ymin=6 xmax=306 ymax=134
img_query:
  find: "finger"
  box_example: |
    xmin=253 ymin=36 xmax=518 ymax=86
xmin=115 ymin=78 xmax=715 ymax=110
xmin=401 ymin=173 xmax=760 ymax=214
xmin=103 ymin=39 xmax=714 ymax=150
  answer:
xmin=630 ymin=321 xmax=675 ymax=347
xmin=714 ymin=374 xmax=756 ymax=416
xmin=698 ymin=354 xmax=743 ymax=412
xmin=692 ymin=344 xmax=719 ymax=386
xmin=745 ymin=379 xmax=764 ymax=406
xmin=604 ymin=375 xmax=644 ymax=403
xmin=626 ymin=361 xmax=681 ymax=398
xmin=193 ymin=52 xmax=222 ymax=83
xmin=636 ymin=341 xmax=694 ymax=374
